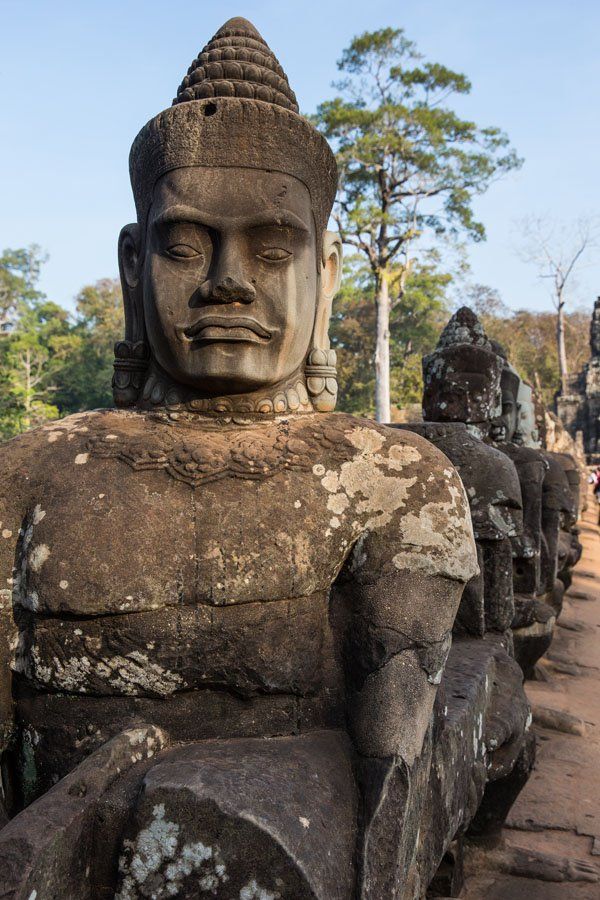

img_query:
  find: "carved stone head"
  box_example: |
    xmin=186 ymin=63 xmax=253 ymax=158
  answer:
xmin=422 ymin=307 xmax=503 ymax=434
xmin=513 ymin=380 xmax=540 ymax=448
xmin=488 ymin=341 xmax=522 ymax=443
xmin=114 ymin=18 xmax=342 ymax=414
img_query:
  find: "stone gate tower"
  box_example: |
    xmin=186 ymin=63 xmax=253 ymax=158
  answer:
xmin=556 ymin=296 xmax=600 ymax=461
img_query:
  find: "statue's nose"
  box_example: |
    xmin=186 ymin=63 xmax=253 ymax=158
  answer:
xmin=196 ymin=274 xmax=256 ymax=305
xmin=212 ymin=275 xmax=256 ymax=303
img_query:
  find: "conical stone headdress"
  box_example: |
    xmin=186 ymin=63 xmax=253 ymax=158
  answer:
xmin=129 ymin=17 xmax=337 ymax=234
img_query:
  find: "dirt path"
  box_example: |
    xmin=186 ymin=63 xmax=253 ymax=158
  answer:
xmin=461 ymin=490 xmax=600 ymax=898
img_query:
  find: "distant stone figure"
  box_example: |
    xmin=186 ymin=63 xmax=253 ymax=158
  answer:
xmin=557 ymin=296 xmax=600 ymax=459
xmin=420 ymin=307 xmax=523 ymax=635
xmin=0 ymin=17 xmax=478 ymax=899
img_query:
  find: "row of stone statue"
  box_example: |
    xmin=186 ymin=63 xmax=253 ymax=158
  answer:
xmin=408 ymin=304 xmax=582 ymax=676
xmin=0 ymin=17 xmax=583 ymax=900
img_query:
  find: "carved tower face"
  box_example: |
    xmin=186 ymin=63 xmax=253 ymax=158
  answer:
xmin=116 ymin=17 xmax=340 ymax=411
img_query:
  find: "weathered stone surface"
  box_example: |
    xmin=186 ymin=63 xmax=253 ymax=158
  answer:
xmin=512 ymin=596 xmax=556 ymax=677
xmin=115 ymin=731 xmax=357 ymax=900
xmin=415 ymin=634 xmax=532 ymax=886
xmin=0 ymin=726 xmax=167 ymax=899
xmin=395 ymin=422 xmax=522 ymax=638
xmin=422 ymin=308 xmax=503 ymax=431
xmin=0 ymin=16 xmax=482 ymax=899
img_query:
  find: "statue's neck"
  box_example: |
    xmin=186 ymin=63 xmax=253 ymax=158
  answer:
xmin=136 ymin=363 xmax=314 ymax=416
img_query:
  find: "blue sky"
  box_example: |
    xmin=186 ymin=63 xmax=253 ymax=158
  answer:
xmin=0 ymin=0 xmax=598 ymax=314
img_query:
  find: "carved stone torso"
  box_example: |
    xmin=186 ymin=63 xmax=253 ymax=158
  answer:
xmin=0 ymin=408 xmax=476 ymax=801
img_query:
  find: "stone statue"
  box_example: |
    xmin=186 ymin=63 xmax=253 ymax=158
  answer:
xmin=0 ymin=18 xmax=478 ymax=899
xmin=484 ymin=344 xmax=555 ymax=675
xmin=514 ymin=383 xmax=579 ymax=616
xmin=400 ymin=308 xmax=534 ymax=869
xmin=420 ymin=308 xmax=523 ymax=636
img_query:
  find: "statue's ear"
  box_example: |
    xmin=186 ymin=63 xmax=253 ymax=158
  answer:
xmin=114 ymin=224 xmax=149 ymax=407
xmin=313 ymin=231 xmax=342 ymax=350
xmin=306 ymin=231 xmax=342 ymax=413
xmin=118 ymin=224 xmax=144 ymax=342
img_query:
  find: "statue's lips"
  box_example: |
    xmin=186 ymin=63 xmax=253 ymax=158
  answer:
xmin=182 ymin=316 xmax=272 ymax=344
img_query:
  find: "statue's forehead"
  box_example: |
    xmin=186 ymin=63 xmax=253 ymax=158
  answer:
xmin=150 ymin=166 xmax=313 ymax=225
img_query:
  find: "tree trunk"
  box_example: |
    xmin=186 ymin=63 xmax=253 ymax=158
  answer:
xmin=24 ymin=348 xmax=31 ymax=432
xmin=374 ymin=273 xmax=391 ymax=423
xmin=556 ymin=300 xmax=569 ymax=395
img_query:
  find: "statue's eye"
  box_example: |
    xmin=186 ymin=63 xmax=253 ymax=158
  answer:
xmin=258 ymin=248 xmax=292 ymax=262
xmin=166 ymin=244 xmax=203 ymax=259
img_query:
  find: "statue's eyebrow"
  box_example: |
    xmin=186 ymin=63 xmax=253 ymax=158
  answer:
xmin=152 ymin=205 xmax=309 ymax=233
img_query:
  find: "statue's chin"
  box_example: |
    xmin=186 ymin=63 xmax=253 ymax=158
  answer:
xmin=154 ymin=341 xmax=307 ymax=399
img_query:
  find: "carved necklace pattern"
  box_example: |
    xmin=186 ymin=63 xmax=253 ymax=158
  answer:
xmin=86 ymin=415 xmax=352 ymax=487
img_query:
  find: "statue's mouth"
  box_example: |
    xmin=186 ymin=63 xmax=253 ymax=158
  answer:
xmin=181 ymin=316 xmax=272 ymax=344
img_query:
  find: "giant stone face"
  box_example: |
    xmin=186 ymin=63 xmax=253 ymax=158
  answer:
xmin=143 ymin=167 xmax=318 ymax=395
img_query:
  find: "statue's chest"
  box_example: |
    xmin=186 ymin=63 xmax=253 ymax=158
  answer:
xmin=22 ymin=433 xmax=357 ymax=617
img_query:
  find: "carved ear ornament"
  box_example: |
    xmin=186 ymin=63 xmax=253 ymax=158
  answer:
xmin=112 ymin=340 xmax=150 ymax=407
xmin=305 ymin=348 xmax=338 ymax=413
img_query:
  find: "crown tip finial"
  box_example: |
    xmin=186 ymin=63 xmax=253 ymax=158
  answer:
xmin=437 ymin=305 xmax=491 ymax=350
xmin=215 ymin=16 xmax=263 ymax=39
xmin=173 ymin=16 xmax=298 ymax=112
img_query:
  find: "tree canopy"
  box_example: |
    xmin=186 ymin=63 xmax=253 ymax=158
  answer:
xmin=0 ymin=248 xmax=123 ymax=439
xmin=314 ymin=27 xmax=522 ymax=420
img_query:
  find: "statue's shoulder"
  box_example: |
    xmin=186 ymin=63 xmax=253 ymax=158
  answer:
xmin=295 ymin=412 xmax=466 ymax=477
xmin=498 ymin=442 xmax=547 ymax=467
xmin=0 ymin=409 xmax=146 ymax=480
xmin=294 ymin=413 xmax=477 ymax=584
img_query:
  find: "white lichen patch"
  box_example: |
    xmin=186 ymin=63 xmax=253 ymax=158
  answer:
xmin=240 ymin=880 xmax=280 ymax=900
xmin=28 ymin=544 xmax=50 ymax=573
xmin=392 ymin=483 xmax=478 ymax=582
xmin=116 ymin=803 xmax=229 ymax=900
xmin=59 ymin=580 xmax=69 ymax=590
xmin=74 ymin=452 xmax=89 ymax=465
xmin=327 ymin=492 xmax=349 ymax=516
xmin=386 ymin=443 xmax=422 ymax=470
xmin=28 ymin=646 xmax=184 ymax=697
xmin=317 ymin=427 xmax=422 ymax=531
xmin=2 ymin=529 xmax=12 ymax=539
xmin=32 ymin=504 xmax=46 ymax=525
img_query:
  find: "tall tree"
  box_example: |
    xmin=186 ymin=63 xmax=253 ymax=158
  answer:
xmin=0 ymin=255 xmax=123 ymax=439
xmin=331 ymin=257 xmax=451 ymax=416
xmin=315 ymin=28 xmax=522 ymax=421
xmin=518 ymin=216 xmax=596 ymax=395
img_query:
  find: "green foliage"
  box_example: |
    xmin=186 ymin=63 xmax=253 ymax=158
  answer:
xmin=0 ymin=249 xmax=123 ymax=440
xmin=53 ymin=279 xmax=124 ymax=413
xmin=314 ymin=27 xmax=522 ymax=272
xmin=332 ymin=257 xmax=452 ymax=415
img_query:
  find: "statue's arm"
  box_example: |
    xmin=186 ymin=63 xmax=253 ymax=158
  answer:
xmin=336 ymin=449 xmax=478 ymax=764
xmin=340 ymin=566 xmax=470 ymax=764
